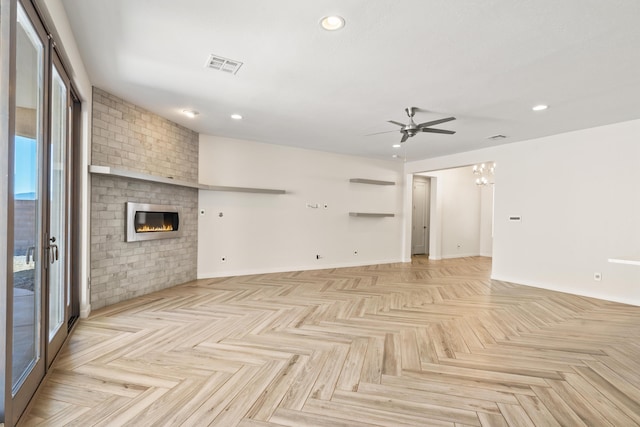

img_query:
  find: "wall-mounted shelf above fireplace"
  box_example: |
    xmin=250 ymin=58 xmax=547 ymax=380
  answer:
xmin=89 ymin=165 xmax=200 ymax=188
xmin=89 ymin=165 xmax=286 ymax=194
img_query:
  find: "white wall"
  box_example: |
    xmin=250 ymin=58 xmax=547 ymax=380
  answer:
xmin=479 ymin=184 xmax=494 ymax=257
xmin=420 ymin=166 xmax=482 ymax=259
xmin=198 ymin=135 xmax=405 ymax=278
xmin=406 ymin=119 xmax=640 ymax=306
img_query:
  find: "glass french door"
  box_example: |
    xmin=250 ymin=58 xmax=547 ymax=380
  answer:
xmin=11 ymin=2 xmax=46 ymax=419
xmin=47 ymin=55 xmax=71 ymax=364
xmin=10 ymin=1 xmax=72 ymax=423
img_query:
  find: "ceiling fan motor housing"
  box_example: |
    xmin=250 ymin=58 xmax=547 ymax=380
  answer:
xmin=404 ymin=114 xmax=418 ymax=135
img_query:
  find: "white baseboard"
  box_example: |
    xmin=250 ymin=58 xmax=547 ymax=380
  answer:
xmin=429 ymin=254 xmax=490 ymax=261
xmin=80 ymin=304 xmax=91 ymax=318
xmin=490 ymin=274 xmax=640 ymax=307
xmin=440 ymin=252 xmax=481 ymax=259
xmin=197 ymin=258 xmax=404 ymax=279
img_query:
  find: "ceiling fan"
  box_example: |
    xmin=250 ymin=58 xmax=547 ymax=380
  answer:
xmin=372 ymin=107 xmax=456 ymax=143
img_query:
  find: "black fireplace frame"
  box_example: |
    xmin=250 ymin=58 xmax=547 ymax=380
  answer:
xmin=125 ymin=202 xmax=183 ymax=242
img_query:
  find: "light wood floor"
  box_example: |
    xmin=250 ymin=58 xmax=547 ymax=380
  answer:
xmin=20 ymin=256 xmax=640 ymax=426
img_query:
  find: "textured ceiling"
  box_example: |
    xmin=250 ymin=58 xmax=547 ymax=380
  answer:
xmin=60 ymin=0 xmax=640 ymax=161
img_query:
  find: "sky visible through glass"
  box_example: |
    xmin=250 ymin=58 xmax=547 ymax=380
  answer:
xmin=15 ymin=135 xmax=37 ymax=199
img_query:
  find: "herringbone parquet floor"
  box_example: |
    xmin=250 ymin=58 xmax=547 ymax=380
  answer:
xmin=20 ymin=256 xmax=640 ymax=426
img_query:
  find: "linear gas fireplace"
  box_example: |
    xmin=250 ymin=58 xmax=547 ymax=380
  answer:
xmin=126 ymin=202 xmax=183 ymax=242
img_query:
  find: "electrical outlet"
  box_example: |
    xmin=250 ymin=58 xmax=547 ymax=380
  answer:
xmin=594 ymin=272 xmax=602 ymax=281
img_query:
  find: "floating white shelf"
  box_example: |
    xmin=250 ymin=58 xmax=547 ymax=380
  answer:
xmin=608 ymin=256 xmax=640 ymax=266
xmin=89 ymin=165 xmax=286 ymax=194
xmin=349 ymin=212 xmax=395 ymax=217
xmin=198 ymin=184 xmax=285 ymax=194
xmin=349 ymin=178 xmax=395 ymax=186
xmin=89 ymin=165 xmax=200 ymax=188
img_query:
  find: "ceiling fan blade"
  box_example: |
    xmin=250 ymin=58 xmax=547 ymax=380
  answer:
xmin=365 ymin=130 xmax=400 ymax=136
xmin=400 ymin=132 xmax=409 ymax=143
xmin=388 ymin=120 xmax=406 ymax=127
xmin=417 ymin=117 xmax=456 ymax=128
xmin=421 ymin=128 xmax=456 ymax=134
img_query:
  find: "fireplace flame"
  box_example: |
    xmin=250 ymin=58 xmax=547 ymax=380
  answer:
xmin=136 ymin=224 xmax=174 ymax=233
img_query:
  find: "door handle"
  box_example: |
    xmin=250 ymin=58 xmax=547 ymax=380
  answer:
xmin=49 ymin=244 xmax=59 ymax=264
xmin=48 ymin=236 xmax=59 ymax=264
xmin=26 ymin=246 xmax=36 ymax=264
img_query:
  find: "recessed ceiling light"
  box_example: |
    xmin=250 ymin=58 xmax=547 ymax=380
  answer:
xmin=182 ymin=109 xmax=199 ymax=118
xmin=231 ymin=114 xmax=243 ymax=120
xmin=392 ymin=144 xmax=401 ymax=148
xmin=532 ymin=104 xmax=548 ymax=111
xmin=320 ymin=15 xmax=345 ymax=31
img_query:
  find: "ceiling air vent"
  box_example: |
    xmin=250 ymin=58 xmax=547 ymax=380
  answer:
xmin=205 ymin=54 xmax=243 ymax=75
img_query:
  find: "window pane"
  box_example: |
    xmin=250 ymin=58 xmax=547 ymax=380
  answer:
xmin=48 ymin=65 xmax=67 ymax=338
xmin=12 ymin=3 xmax=44 ymax=392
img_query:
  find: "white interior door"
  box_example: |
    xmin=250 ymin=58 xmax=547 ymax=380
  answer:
xmin=411 ymin=178 xmax=430 ymax=255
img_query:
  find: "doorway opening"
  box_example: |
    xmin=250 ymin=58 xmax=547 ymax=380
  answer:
xmin=410 ymin=163 xmax=494 ymax=262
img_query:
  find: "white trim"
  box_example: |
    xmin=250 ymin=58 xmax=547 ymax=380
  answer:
xmin=491 ymin=274 xmax=640 ymax=307
xmin=79 ymin=304 xmax=91 ymax=319
xmin=440 ymin=253 xmax=481 ymax=259
xmin=401 ymin=173 xmax=414 ymax=262
xmin=197 ymin=259 xmax=404 ymax=279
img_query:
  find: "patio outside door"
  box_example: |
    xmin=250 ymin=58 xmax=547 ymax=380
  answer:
xmin=47 ymin=56 xmax=70 ymax=365
xmin=10 ymin=2 xmax=72 ymax=423
xmin=11 ymin=2 xmax=46 ymax=420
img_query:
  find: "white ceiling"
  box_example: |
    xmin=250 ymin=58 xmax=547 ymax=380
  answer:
xmin=60 ymin=0 xmax=640 ymax=161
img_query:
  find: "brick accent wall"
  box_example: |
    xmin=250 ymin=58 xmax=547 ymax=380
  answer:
xmin=90 ymin=88 xmax=198 ymax=310
xmin=92 ymin=87 xmax=198 ymax=182
xmin=90 ymin=176 xmax=197 ymax=309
